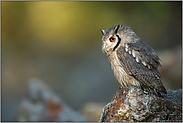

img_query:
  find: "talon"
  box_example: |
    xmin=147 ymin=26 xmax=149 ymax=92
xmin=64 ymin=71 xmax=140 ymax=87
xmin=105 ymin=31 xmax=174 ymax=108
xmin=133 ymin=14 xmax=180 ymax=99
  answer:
xmin=143 ymin=90 xmax=148 ymax=94
xmin=130 ymin=116 xmax=134 ymax=119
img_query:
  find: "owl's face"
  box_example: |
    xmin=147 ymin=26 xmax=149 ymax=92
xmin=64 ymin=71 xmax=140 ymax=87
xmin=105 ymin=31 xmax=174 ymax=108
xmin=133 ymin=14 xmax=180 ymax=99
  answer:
xmin=101 ymin=24 xmax=137 ymax=56
xmin=101 ymin=25 xmax=120 ymax=55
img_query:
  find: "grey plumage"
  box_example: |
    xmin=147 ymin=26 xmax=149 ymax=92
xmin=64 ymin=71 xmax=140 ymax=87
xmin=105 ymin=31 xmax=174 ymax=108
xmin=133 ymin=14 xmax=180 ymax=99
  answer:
xmin=101 ymin=24 xmax=167 ymax=96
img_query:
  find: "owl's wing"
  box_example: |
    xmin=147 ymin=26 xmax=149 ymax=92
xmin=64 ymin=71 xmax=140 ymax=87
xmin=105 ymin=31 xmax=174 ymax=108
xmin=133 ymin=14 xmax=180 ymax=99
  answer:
xmin=116 ymin=40 xmax=167 ymax=94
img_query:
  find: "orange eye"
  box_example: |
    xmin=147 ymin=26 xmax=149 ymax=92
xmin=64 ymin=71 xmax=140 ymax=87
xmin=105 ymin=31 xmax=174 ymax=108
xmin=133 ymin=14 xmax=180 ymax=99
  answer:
xmin=109 ymin=37 xmax=116 ymax=42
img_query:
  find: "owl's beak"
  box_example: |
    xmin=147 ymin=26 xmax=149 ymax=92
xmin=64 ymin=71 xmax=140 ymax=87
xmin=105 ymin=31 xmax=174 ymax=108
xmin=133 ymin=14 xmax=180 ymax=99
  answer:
xmin=100 ymin=29 xmax=106 ymax=35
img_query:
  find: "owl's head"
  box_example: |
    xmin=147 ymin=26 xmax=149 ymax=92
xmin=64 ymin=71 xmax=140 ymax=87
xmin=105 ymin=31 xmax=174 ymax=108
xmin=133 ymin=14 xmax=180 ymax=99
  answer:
xmin=101 ymin=24 xmax=137 ymax=56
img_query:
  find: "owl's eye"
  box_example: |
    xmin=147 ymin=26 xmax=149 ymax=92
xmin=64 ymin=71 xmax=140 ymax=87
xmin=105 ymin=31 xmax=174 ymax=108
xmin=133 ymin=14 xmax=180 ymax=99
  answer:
xmin=109 ymin=37 xmax=116 ymax=42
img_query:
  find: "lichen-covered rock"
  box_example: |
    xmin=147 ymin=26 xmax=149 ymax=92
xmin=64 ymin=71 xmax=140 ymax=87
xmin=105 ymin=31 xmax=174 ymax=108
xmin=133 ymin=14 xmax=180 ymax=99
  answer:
xmin=99 ymin=85 xmax=182 ymax=122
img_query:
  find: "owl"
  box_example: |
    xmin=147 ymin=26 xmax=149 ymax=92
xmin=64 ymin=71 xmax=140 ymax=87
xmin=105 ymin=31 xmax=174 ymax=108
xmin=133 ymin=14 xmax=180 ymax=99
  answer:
xmin=101 ymin=24 xmax=167 ymax=97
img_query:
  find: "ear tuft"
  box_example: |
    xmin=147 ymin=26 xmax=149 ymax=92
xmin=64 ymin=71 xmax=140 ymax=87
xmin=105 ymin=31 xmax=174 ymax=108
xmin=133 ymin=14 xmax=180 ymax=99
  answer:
xmin=100 ymin=29 xmax=106 ymax=35
xmin=114 ymin=24 xmax=120 ymax=34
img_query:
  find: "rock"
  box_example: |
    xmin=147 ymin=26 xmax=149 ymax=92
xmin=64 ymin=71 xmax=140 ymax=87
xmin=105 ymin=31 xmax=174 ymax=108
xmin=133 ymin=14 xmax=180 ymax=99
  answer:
xmin=99 ymin=85 xmax=182 ymax=122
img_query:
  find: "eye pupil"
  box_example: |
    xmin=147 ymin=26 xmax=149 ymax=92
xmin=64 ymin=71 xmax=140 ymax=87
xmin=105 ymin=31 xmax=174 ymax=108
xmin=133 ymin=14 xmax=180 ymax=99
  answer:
xmin=110 ymin=37 xmax=116 ymax=42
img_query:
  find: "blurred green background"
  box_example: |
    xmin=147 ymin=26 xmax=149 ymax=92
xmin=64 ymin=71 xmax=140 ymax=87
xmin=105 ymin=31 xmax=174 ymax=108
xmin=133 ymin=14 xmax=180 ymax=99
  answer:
xmin=2 ymin=1 xmax=182 ymax=121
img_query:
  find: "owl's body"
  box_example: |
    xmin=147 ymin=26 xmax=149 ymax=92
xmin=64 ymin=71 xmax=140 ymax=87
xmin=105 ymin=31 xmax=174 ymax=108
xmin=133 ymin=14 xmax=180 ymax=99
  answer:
xmin=108 ymin=50 xmax=140 ymax=87
xmin=101 ymin=24 xmax=167 ymax=96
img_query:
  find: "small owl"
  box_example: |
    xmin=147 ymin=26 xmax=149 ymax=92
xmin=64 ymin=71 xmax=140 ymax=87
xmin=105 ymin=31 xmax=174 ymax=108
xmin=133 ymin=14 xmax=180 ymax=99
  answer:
xmin=101 ymin=24 xmax=167 ymax=97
